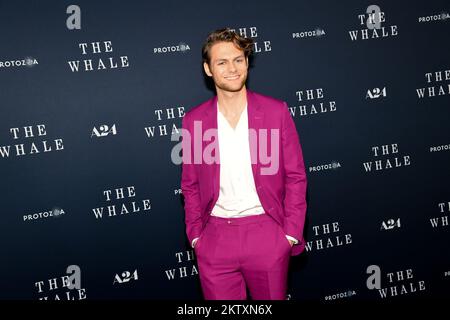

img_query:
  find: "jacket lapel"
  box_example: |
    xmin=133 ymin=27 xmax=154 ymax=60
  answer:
xmin=203 ymin=95 xmax=220 ymax=210
xmin=247 ymin=90 xmax=264 ymax=186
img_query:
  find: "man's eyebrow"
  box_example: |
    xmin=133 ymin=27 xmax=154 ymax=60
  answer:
xmin=215 ymin=55 xmax=245 ymax=62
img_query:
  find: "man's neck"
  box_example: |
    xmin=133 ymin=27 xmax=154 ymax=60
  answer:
xmin=216 ymin=86 xmax=247 ymax=116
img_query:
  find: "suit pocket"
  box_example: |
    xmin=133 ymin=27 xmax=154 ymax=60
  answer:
xmin=195 ymin=223 xmax=211 ymax=251
xmin=275 ymin=223 xmax=292 ymax=250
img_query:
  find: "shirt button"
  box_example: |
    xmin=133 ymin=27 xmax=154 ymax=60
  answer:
xmin=228 ymin=220 xmax=232 ymax=224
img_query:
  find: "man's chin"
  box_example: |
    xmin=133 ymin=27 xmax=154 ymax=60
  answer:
xmin=217 ymin=81 xmax=246 ymax=93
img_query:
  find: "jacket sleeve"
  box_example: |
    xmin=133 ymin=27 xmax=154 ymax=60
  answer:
xmin=181 ymin=114 xmax=203 ymax=247
xmin=280 ymin=102 xmax=308 ymax=243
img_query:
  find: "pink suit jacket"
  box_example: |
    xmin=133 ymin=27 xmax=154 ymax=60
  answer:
xmin=181 ymin=90 xmax=308 ymax=256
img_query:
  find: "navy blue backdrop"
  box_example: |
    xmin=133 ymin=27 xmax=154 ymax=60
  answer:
xmin=0 ymin=0 xmax=449 ymax=300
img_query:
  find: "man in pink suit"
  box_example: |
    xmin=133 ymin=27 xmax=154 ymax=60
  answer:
xmin=181 ymin=28 xmax=307 ymax=300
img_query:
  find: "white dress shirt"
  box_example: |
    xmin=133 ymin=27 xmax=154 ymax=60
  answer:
xmin=211 ymin=102 xmax=265 ymax=217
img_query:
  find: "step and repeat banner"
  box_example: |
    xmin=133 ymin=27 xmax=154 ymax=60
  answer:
xmin=0 ymin=0 xmax=449 ymax=300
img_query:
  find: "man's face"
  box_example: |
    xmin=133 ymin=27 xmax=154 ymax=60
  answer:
xmin=203 ymin=41 xmax=249 ymax=93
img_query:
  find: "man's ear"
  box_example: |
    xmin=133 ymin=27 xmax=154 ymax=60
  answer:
xmin=203 ymin=62 xmax=212 ymax=77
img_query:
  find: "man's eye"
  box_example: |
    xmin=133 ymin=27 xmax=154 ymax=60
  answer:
xmin=218 ymin=62 xmax=225 ymax=65
xmin=236 ymin=59 xmax=243 ymax=62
